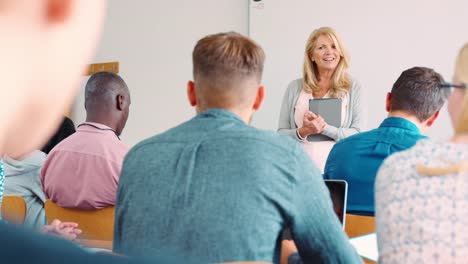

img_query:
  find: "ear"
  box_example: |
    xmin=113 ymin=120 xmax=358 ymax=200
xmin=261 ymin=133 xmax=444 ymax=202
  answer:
xmin=426 ymin=111 xmax=440 ymax=127
xmin=385 ymin=92 xmax=392 ymax=112
xmin=47 ymin=0 xmax=74 ymax=24
xmin=116 ymin=95 xmax=124 ymax=111
xmin=187 ymin=81 xmax=197 ymax=107
xmin=310 ymin=54 xmax=315 ymax=62
xmin=252 ymin=85 xmax=265 ymax=111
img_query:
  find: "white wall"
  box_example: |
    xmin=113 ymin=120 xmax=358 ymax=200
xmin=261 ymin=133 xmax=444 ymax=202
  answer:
xmin=249 ymin=0 xmax=468 ymax=140
xmin=73 ymin=0 xmax=466 ymax=146
xmin=73 ymin=0 xmax=249 ymax=146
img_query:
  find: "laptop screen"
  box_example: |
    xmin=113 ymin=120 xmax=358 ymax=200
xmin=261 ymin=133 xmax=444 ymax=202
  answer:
xmin=283 ymin=179 xmax=348 ymax=240
xmin=324 ymin=179 xmax=348 ymax=228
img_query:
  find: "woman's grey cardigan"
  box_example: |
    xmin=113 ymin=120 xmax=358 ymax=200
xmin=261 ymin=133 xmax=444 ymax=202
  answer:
xmin=278 ymin=78 xmax=365 ymax=142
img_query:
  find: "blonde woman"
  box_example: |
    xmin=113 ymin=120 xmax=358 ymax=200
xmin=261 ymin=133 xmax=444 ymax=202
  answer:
xmin=278 ymin=27 xmax=364 ymax=172
xmin=375 ymin=43 xmax=468 ymax=263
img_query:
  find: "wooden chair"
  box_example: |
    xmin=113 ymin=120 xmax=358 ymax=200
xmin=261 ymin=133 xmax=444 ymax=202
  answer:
xmin=44 ymin=200 xmax=114 ymax=241
xmin=345 ymin=214 xmax=376 ymax=264
xmin=345 ymin=214 xmax=376 ymax=238
xmin=1 ymin=196 xmax=27 ymax=225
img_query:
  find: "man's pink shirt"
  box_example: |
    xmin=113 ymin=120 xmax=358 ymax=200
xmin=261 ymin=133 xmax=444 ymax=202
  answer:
xmin=41 ymin=122 xmax=129 ymax=209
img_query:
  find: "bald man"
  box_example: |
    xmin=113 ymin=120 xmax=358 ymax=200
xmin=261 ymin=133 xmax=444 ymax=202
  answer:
xmin=41 ymin=72 xmax=131 ymax=209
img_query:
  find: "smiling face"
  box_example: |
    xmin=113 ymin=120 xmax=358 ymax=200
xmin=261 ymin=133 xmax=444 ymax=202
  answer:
xmin=310 ymin=34 xmax=341 ymax=73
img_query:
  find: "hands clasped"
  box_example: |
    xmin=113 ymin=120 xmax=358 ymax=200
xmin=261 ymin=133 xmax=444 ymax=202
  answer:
xmin=301 ymin=111 xmax=327 ymax=136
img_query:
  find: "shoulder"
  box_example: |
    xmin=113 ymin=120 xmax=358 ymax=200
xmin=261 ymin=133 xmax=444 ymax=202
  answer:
xmin=347 ymin=75 xmax=362 ymax=94
xmin=246 ymin=128 xmax=302 ymax=153
xmin=339 ymin=127 xmax=372 ymax=142
xmin=385 ymin=139 xmax=435 ymax=163
xmin=47 ymin=133 xmax=76 ymax=151
xmin=328 ymin=130 xmax=372 ymax=158
xmin=343 ymin=75 xmax=363 ymax=108
xmin=26 ymin=150 xmax=47 ymax=164
xmin=126 ymin=125 xmax=304 ymax=163
xmin=377 ymin=139 xmax=432 ymax=181
xmin=124 ymin=133 xmax=164 ymax=161
xmin=25 ymin=150 xmax=47 ymax=167
xmin=115 ymin=139 xmax=130 ymax=153
xmin=285 ymin=78 xmax=303 ymax=95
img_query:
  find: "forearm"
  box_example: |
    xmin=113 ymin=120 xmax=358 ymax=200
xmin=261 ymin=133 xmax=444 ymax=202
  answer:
xmin=280 ymin=125 xmax=319 ymax=142
xmin=321 ymin=125 xmax=361 ymax=141
xmin=278 ymin=80 xmax=301 ymax=141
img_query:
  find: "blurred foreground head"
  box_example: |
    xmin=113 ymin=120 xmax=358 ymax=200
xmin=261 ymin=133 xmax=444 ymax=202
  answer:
xmin=0 ymin=0 xmax=106 ymax=157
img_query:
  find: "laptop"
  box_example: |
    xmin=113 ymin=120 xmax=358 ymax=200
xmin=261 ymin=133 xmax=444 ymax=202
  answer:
xmin=283 ymin=179 xmax=348 ymax=240
xmin=324 ymin=179 xmax=348 ymax=229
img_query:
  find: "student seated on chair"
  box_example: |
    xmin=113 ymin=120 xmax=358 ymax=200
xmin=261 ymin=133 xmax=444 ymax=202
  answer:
xmin=324 ymin=67 xmax=448 ymax=216
xmin=2 ymin=117 xmax=82 ymax=240
xmin=375 ymin=43 xmax=468 ymax=263
xmin=2 ymin=117 xmax=75 ymax=229
xmin=41 ymin=72 xmax=131 ymax=209
xmin=0 ymin=0 xmax=193 ymax=263
xmin=113 ymin=32 xmax=361 ymax=264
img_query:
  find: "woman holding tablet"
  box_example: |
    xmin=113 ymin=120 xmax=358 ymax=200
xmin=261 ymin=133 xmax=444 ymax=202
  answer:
xmin=278 ymin=27 xmax=364 ymax=172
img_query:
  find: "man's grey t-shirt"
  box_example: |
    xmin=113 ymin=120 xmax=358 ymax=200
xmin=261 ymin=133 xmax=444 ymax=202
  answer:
xmin=114 ymin=109 xmax=361 ymax=264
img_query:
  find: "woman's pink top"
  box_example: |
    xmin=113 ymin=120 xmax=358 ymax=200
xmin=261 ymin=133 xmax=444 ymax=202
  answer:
xmin=294 ymin=89 xmax=348 ymax=173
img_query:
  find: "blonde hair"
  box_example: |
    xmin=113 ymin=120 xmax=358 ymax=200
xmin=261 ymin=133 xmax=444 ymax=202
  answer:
xmin=418 ymin=43 xmax=468 ymax=176
xmin=454 ymin=43 xmax=468 ymax=135
xmin=302 ymin=27 xmax=351 ymax=97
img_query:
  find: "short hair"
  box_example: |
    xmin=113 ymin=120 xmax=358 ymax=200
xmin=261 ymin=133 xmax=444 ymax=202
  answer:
xmin=303 ymin=27 xmax=351 ymax=97
xmin=41 ymin=117 xmax=75 ymax=154
xmin=192 ymin=32 xmax=265 ymax=108
xmin=391 ymin=67 xmax=449 ymax=122
xmin=417 ymin=44 xmax=468 ymax=176
xmin=85 ymin=71 xmax=128 ymax=107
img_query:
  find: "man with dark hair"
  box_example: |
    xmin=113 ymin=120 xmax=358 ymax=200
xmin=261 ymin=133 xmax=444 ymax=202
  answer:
xmin=41 ymin=71 xmax=131 ymax=209
xmin=114 ymin=32 xmax=361 ymax=263
xmin=324 ymin=66 xmax=449 ymax=216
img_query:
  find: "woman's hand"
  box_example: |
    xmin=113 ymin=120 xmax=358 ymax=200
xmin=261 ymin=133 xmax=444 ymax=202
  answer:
xmin=41 ymin=219 xmax=82 ymax=241
xmin=299 ymin=111 xmax=327 ymax=137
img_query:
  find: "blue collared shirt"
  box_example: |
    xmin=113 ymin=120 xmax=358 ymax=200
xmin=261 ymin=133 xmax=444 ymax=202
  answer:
xmin=324 ymin=117 xmax=426 ymax=216
xmin=114 ymin=109 xmax=361 ymax=264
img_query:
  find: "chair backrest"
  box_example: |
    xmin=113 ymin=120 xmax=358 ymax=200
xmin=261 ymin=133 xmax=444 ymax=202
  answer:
xmin=345 ymin=214 xmax=375 ymax=238
xmin=44 ymin=200 xmax=114 ymax=241
xmin=1 ymin=196 xmax=27 ymax=225
xmin=222 ymin=262 xmax=271 ymax=264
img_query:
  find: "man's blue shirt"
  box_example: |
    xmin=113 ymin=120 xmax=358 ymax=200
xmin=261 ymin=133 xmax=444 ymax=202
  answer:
xmin=324 ymin=117 xmax=426 ymax=215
